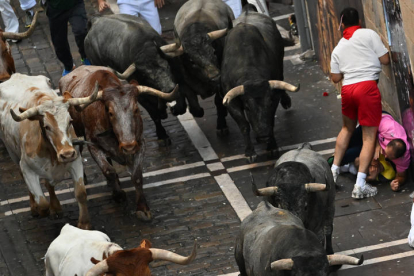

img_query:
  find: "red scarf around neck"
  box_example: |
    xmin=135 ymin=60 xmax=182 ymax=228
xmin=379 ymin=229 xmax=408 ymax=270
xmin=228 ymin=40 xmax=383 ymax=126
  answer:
xmin=343 ymin=25 xmax=361 ymax=40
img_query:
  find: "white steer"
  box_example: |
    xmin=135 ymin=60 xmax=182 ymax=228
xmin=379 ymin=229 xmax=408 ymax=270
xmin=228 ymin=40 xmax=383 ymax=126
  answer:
xmin=0 ymin=73 xmax=99 ymax=229
xmin=45 ymin=224 xmax=197 ymax=276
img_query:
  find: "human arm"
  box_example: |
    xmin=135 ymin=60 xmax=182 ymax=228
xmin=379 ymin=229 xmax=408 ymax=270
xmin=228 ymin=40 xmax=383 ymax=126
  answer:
xmin=330 ymin=73 xmax=343 ymax=83
xmin=366 ymin=159 xmax=381 ymax=181
xmin=97 ymin=0 xmax=110 ymax=12
xmin=373 ymin=140 xmax=382 ymax=160
xmin=155 ymin=0 xmax=165 ymax=8
xmin=379 ymin=52 xmax=390 ymax=65
xmin=390 ymin=171 xmax=407 ymax=191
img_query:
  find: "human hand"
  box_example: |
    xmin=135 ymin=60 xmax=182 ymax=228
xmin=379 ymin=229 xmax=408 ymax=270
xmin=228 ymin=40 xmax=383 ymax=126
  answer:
xmin=98 ymin=1 xmax=110 ymax=12
xmin=374 ymin=145 xmax=381 ymax=160
xmin=155 ymin=0 xmax=165 ymax=8
xmin=390 ymin=179 xmax=399 ymax=191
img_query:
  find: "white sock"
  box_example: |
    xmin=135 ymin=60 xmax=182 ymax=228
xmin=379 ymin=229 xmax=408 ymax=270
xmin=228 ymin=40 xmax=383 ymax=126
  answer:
xmin=331 ymin=164 xmax=339 ymax=182
xmin=349 ymin=163 xmax=358 ymax=175
xmin=356 ymin=172 xmax=367 ymax=188
xmin=340 ymin=164 xmax=350 ymax=173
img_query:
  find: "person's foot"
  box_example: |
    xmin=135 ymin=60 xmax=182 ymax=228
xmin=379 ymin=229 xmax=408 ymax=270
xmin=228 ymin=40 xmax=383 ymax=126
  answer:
xmin=25 ymin=9 xmax=34 ymax=28
xmin=352 ymin=183 xmax=377 ymax=199
xmin=81 ymin=58 xmax=91 ymax=65
xmin=62 ymin=64 xmax=76 ymax=77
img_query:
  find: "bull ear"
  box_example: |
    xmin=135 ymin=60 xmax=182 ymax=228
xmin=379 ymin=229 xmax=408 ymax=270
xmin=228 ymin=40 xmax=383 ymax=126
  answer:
xmin=62 ymin=91 xmax=73 ymax=102
xmin=227 ymin=14 xmax=233 ymax=30
xmin=19 ymin=107 xmax=27 ymax=113
xmin=90 ymin=257 xmax=101 ymax=264
xmin=140 ymin=239 xmax=152 ymax=249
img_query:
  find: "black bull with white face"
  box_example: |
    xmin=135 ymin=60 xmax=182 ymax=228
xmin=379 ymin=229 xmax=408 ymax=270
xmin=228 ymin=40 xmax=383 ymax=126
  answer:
xmin=221 ymin=10 xmax=299 ymax=161
xmin=84 ymin=14 xmax=178 ymax=143
xmin=235 ymin=202 xmax=363 ymax=276
xmin=252 ymin=143 xmax=336 ymax=255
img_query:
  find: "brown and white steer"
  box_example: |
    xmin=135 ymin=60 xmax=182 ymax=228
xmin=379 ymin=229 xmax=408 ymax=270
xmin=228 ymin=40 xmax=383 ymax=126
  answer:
xmin=0 ymin=11 xmax=39 ymax=81
xmin=0 ymin=73 xmax=99 ymax=229
xmin=60 ymin=66 xmax=178 ymax=221
xmin=45 ymin=223 xmax=197 ymax=276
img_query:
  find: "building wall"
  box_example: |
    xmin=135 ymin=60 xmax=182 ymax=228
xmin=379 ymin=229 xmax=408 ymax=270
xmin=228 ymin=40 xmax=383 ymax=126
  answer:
xmin=362 ymin=0 xmax=401 ymax=121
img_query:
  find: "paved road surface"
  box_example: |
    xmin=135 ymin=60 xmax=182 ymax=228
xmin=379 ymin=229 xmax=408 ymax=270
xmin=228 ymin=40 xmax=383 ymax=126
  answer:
xmin=0 ymin=1 xmax=413 ymax=275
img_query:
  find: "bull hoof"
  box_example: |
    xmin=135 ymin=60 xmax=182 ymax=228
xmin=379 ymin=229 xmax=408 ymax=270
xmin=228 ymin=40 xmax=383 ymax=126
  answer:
xmin=136 ymin=210 xmax=152 ymax=221
xmin=189 ymin=107 xmax=204 ymax=118
xmin=36 ymin=207 xmax=50 ymax=218
xmin=77 ymin=222 xmax=92 ymax=230
xmin=246 ymin=154 xmax=257 ymax=163
xmin=170 ymin=105 xmax=186 ymax=116
xmin=49 ymin=210 xmax=63 ymax=220
xmin=112 ymin=190 xmax=127 ymax=203
xmin=158 ymin=138 xmax=172 ymax=147
xmin=216 ymin=127 xmax=229 ymax=136
xmin=281 ymin=94 xmax=292 ymax=110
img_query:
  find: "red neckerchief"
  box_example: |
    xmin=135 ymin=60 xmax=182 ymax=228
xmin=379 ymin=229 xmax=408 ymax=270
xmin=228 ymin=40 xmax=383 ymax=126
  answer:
xmin=343 ymin=26 xmax=361 ymax=40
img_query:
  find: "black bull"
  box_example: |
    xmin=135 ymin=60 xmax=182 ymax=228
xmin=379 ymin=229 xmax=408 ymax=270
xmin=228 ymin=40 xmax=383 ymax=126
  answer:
xmin=84 ymin=14 xmax=180 ymax=144
xmin=221 ymin=10 xmax=299 ymax=161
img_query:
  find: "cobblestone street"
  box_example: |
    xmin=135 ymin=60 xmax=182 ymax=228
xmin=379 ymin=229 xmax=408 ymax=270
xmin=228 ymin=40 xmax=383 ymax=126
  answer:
xmin=0 ymin=1 xmax=413 ymax=275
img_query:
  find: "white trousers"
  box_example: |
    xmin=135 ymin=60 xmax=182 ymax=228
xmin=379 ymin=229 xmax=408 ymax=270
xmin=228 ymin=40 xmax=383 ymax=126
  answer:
xmin=223 ymin=0 xmax=242 ymax=18
xmin=408 ymin=203 xmax=414 ymax=247
xmin=118 ymin=1 xmax=162 ymax=34
xmin=0 ymin=0 xmax=18 ymax=32
xmin=19 ymin=0 xmax=36 ymax=11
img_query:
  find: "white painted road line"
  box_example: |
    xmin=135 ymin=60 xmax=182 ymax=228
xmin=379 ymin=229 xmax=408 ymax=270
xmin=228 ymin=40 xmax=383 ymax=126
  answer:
xmin=177 ymin=112 xmax=219 ymax=161
xmin=214 ymin=174 xmax=252 ymax=221
xmin=3 ymin=173 xmax=211 ymax=216
xmin=220 ymin=137 xmax=336 ymax=162
xmin=337 ymin=238 xmax=408 ymax=256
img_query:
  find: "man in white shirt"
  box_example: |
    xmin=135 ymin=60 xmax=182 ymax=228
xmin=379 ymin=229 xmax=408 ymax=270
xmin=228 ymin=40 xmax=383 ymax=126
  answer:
xmin=223 ymin=0 xmax=242 ymax=18
xmin=98 ymin=0 xmax=163 ymax=34
xmin=330 ymin=7 xmax=390 ymax=199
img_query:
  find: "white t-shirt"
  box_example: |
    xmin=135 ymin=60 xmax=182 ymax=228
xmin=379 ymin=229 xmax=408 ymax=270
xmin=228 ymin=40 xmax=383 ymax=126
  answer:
xmin=330 ymin=28 xmax=388 ymax=86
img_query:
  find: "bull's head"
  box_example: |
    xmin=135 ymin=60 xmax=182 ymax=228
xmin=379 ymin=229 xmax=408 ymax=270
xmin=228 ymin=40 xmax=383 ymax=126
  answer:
xmin=10 ymin=81 xmax=100 ymax=163
xmin=270 ymin=254 xmax=363 ymax=274
xmin=86 ymin=239 xmax=197 ymax=276
xmin=250 ymin=162 xmax=323 ymax=222
xmin=223 ymin=80 xmax=300 ymax=143
xmin=159 ymin=20 xmax=232 ymax=89
xmin=0 ymin=12 xmax=39 ymax=82
xmin=72 ymin=82 xmax=179 ymax=155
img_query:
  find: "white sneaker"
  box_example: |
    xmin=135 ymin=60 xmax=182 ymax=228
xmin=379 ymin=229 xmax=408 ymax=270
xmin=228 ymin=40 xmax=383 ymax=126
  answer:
xmin=352 ymin=183 xmax=377 ymax=199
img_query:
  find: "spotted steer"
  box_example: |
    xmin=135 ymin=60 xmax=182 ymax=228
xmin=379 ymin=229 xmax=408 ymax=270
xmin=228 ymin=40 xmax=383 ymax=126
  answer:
xmin=0 ymin=73 xmax=99 ymax=229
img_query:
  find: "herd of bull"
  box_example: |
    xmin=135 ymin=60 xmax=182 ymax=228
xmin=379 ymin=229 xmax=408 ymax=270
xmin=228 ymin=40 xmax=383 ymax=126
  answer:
xmin=0 ymin=0 xmax=366 ymax=275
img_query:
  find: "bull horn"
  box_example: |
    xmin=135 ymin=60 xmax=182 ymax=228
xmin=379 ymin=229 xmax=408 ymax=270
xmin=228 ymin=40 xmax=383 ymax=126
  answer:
xmin=114 ymin=63 xmax=136 ymax=80
xmin=3 ymin=11 xmax=39 ymax=40
xmin=164 ymin=46 xmax=184 ymax=58
xmin=251 ymin=174 xmax=278 ymax=196
xmin=328 ymin=254 xmax=364 ymax=266
xmin=222 ymin=85 xmax=244 ymax=106
xmin=305 ymin=183 xmax=326 ymax=192
xmin=86 ymin=259 xmax=109 ymax=276
xmin=137 ymin=84 xmax=179 ymax=102
xmin=68 ymin=81 xmax=102 ymax=108
xmin=160 ymin=27 xmax=182 ymax=53
xmin=207 ymin=28 xmax=228 ymax=41
xmin=150 ymin=240 xmax=197 ymax=265
xmin=10 ymin=106 xmax=39 ymax=122
xmin=268 ymin=81 xmax=300 ymax=92
xmin=270 ymin=258 xmax=294 ymax=271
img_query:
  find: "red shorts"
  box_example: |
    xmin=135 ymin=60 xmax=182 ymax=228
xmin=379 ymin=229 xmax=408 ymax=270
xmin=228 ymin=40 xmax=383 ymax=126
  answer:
xmin=341 ymin=80 xmax=382 ymax=127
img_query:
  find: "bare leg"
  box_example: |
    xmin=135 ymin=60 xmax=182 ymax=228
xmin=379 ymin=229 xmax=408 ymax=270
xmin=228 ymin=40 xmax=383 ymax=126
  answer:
xmin=44 ymin=181 xmax=63 ymax=219
xmin=68 ymin=156 xmax=91 ymax=230
xmin=333 ymin=115 xmax=357 ymax=166
xmin=359 ymin=126 xmax=378 ymax=174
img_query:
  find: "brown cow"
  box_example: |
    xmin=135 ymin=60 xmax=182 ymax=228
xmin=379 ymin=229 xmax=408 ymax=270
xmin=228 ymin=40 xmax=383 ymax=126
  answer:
xmin=0 ymin=11 xmax=39 ymax=81
xmin=59 ymin=66 xmax=178 ymax=221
